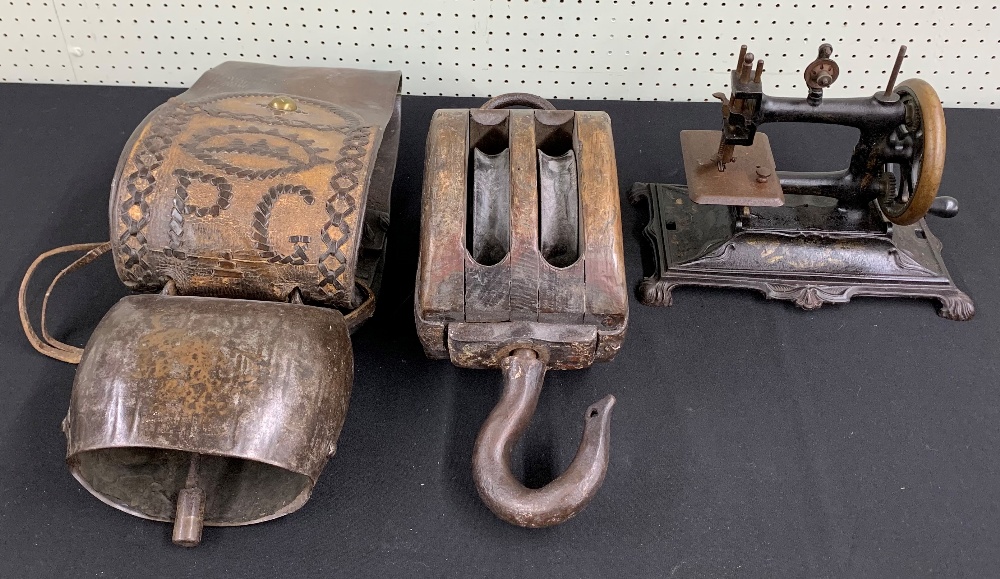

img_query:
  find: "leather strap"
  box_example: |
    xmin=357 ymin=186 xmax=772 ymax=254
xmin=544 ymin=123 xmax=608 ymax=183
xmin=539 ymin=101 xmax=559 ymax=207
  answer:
xmin=343 ymin=281 xmax=377 ymax=332
xmin=19 ymin=242 xmax=111 ymax=364
xmin=20 ymin=240 xmax=374 ymax=365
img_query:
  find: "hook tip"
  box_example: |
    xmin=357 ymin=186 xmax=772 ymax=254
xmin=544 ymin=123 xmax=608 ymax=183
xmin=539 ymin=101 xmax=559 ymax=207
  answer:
xmin=585 ymin=394 xmax=616 ymax=421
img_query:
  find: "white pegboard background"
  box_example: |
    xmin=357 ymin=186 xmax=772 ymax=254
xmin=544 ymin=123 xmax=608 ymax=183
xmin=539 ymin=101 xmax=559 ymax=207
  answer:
xmin=1 ymin=0 xmax=997 ymax=107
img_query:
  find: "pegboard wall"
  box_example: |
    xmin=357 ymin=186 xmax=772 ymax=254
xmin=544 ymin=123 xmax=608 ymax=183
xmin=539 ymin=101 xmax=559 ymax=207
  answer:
xmin=1 ymin=0 xmax=997 ymax=107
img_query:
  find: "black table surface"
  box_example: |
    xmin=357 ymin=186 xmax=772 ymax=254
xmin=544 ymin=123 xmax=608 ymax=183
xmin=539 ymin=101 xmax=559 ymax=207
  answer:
xmin=1 ymin=83 xmax=998 ymax=578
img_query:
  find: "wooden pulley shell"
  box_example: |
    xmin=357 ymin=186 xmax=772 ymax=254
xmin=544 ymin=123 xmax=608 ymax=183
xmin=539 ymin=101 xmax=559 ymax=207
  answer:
xmin=66 ymin=294 xmax=352 ymax=526
xmin=415 ymin=104 xmax=628 ymax=368
xmin=414 ymin=96 xmax=628 ymax=528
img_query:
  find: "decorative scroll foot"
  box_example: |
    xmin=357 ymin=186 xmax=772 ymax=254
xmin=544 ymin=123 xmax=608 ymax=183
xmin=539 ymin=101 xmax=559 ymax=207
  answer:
xmin=638 ymin=278 xmax=674 ymax=307
xmin=937 ymin=290 xmax=975 ymax=321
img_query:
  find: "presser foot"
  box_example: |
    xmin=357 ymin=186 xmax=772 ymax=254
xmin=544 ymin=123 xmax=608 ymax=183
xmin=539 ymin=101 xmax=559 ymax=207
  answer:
xmin=630 ymin=183 xmax=974 ymax=320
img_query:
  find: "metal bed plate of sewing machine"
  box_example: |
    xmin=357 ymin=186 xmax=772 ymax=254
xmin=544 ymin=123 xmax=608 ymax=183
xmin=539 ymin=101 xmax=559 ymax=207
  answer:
xmin=682 ymin=131 xmax=784 ymax=207
xmin=633 ymin=182 xmax=973 ymax=319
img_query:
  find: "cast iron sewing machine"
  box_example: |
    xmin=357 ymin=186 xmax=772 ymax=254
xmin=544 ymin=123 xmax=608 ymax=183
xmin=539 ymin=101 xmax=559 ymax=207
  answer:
xmin=633 ymin=44 xmax=973 ymax=319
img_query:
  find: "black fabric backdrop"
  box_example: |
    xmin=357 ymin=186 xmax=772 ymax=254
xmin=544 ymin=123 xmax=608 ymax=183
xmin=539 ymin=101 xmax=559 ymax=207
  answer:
xmin=1 ymin=83 xmax=998 ymax=578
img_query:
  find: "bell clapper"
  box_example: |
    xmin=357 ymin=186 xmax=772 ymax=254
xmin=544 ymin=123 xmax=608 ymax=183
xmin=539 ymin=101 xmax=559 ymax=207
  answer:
xmin=172 ymin=452 xmax=206 ymax=547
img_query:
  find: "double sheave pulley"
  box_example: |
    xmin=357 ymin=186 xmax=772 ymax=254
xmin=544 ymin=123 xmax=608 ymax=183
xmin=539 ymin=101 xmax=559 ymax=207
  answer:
xmin=19 ymin=43 xmax=973 ymax=546
xmin=416 ymin=92 xmax=627 ymax=527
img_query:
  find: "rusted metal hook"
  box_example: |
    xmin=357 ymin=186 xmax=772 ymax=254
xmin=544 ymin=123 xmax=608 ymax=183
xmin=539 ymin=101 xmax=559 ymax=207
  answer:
xmin=472 ymin=348 xmax=616 ymax=528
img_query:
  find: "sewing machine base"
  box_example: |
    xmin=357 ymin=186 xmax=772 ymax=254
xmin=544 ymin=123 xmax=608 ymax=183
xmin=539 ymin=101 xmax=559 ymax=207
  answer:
xmin=632 ymin=183 xmax=974 ymax=320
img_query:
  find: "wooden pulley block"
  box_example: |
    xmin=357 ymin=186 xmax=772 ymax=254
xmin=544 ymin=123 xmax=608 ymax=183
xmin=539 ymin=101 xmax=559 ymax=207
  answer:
xmin=19 ymin=62 xmax=402 ymax=546
xmin=415 ymin=93 xmax=628 ymax=528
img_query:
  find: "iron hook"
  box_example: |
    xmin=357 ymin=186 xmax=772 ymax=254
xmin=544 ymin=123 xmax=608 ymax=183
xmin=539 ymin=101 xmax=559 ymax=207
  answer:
xmin=472 ymin=348 xmax=616 ymax=528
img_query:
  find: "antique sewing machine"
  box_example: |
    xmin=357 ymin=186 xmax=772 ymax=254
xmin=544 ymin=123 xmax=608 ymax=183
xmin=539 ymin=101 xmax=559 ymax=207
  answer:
xmin=633 ymin=44 xmax=973 ymax=319
xmin=416 ymin=93 xmax=628 ymax=528
xmin=19 ymin=62 xmax=401 ymax=546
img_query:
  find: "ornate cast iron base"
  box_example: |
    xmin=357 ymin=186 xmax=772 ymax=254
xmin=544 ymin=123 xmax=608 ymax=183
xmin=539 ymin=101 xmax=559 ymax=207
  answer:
xmin=631 ymin=183 xmax=974 ymax=320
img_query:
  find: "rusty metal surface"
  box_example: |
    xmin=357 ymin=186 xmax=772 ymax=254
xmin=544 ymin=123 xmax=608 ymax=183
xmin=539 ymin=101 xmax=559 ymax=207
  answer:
xmin=682 ymin=130 xmax=784 ymax=207
xmin=109 ymin=61 xmax=402 ymax=310
xmin=480 ymin=93 xmax=557 ymax=111
xmin=472 ymin=349 xmax=615 ymax=528
xmin=67 ymin=294 xmax=353 ymax=526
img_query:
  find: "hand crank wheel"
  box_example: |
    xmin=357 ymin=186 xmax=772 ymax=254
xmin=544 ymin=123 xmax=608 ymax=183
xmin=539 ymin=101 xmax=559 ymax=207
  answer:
xmin=878 ymin=78 xmax=946 ymax=226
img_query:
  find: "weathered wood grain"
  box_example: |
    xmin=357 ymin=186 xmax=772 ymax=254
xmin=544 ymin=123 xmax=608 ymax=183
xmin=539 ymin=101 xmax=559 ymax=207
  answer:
xmin=507 ymin=110 xmax=541 ymax=321
xmin=416 ymin=104 xmax=628 ymax=370
xmin=416 ymin=109 xmax=468 ymax=322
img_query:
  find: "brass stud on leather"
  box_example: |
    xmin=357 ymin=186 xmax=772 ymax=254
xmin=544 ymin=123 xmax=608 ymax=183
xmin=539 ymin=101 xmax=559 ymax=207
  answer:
xmin=268 ymin=95 xmax=298 ymax=111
